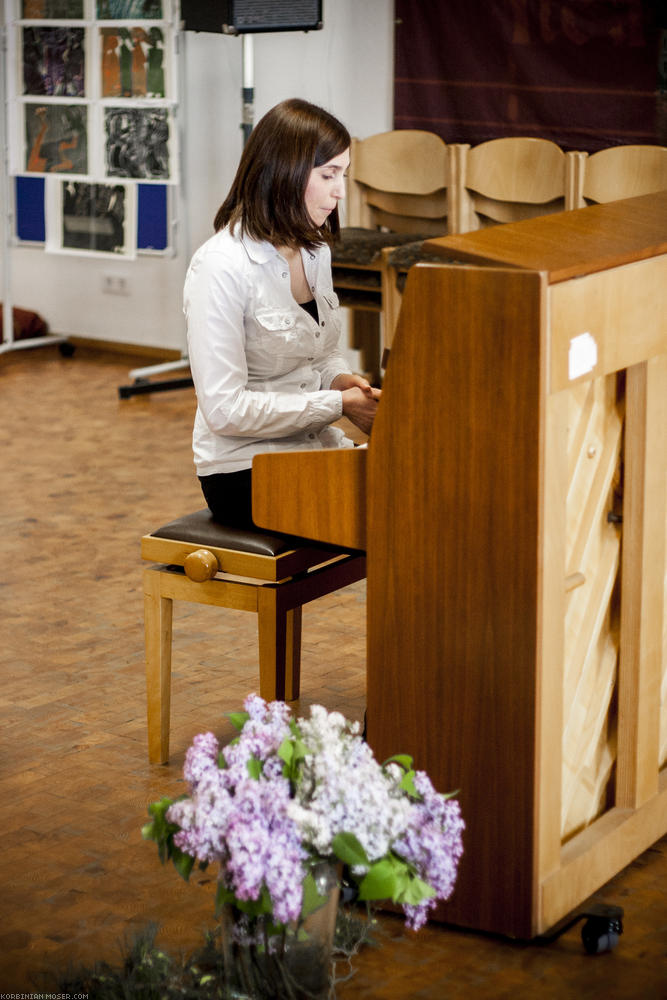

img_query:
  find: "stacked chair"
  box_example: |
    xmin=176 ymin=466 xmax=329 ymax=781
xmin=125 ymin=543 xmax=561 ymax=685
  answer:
xmin=331 ymin=129 xmax=451 ymax=379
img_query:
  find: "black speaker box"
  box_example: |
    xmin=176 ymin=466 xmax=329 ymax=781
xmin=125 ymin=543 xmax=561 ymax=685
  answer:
xmin=182 ymin=0 xmax=323 ymax=35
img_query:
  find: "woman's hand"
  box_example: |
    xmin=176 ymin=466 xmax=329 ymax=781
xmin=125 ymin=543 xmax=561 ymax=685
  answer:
xmin=332 ymin=373 xmax=382 ymax=435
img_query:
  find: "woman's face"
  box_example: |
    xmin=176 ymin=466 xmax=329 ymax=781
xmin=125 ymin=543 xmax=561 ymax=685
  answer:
xmin=304 ymin=148 xmax=350 ymax=226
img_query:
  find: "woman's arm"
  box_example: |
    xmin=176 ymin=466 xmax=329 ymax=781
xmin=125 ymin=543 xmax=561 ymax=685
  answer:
xmin=185 ymin=251 xmax=343 ymax=438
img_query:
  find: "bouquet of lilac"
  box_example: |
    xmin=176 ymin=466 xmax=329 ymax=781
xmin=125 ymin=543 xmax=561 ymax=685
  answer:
xmin=143 ymin=695 xmax=464 ymax=935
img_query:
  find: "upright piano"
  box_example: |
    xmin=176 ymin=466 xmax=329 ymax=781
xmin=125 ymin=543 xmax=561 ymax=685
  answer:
xmin=253 ymin=192 xmax=667 ymax=938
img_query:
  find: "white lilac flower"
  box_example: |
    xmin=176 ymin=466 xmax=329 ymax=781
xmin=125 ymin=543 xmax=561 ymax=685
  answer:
xmin=290 ymin=705 xmax=413 ymax=862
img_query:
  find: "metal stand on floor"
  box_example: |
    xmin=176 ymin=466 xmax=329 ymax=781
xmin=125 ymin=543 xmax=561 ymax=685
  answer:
xmin=118 ymin=357 xmax=193 ymax=398
xmin=0 ymin=16 xmax=71 ymax=358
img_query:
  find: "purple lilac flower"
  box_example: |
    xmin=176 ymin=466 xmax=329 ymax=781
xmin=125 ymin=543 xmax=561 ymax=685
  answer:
xmin=182 ymin=731 xmax=220 ymax=786
xmin=393 ymin=771 xmax=465 ymax=930
xmin=167 ymin=697 xmax=306 ymax=924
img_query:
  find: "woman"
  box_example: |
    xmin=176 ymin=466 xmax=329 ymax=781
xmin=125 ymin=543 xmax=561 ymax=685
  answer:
xmin=184 ymin=98 xmax=380 ymax=529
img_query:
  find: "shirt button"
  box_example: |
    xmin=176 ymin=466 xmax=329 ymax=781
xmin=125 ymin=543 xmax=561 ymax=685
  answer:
xmin=320 ymin=320 xmax=325 ymax=326
xmin=282 ymin=271 xmax=288 ymax=278
xmin=315 ymin=331 xmax=320 ymax=338
xmin=300 ymin=382 xmax=307 ymax=389
xmin=307 ymin=356 xmax=314 ymax=361
xmin=308 ymin=433 xmax=316 ymax=440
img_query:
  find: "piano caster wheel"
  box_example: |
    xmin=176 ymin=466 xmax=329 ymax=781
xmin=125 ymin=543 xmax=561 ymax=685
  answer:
xmin=581 ymin=915 xmax=622 ymax=954
xmin=539 ymin=902 xmax=623 ymax=954
xmin=58 ymin=341 xmax=75 ymax=357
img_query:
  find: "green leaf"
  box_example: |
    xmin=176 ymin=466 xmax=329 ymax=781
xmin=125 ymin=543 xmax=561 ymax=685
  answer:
xmin=142 ymin=797 xmax=179 ymax=863
xmin=228 ymin=711 xmax=250 ymax=731
xmin=172 ymin=847 xmax=195 ymax=882
xmin=233 ymin=885 xmax=273 ymax=917
xmin=278 ymin=737 xmax=294 ymax=766
xmin=215 ymin=884 xmax=236 ymax=915
xmin=399 ymin=769 xmax=419 ymax=798
xmin=300 ymin=870 xmax=330 ymax=918
xmin=331 ymin=832 xmax=370 ymax=868
xmin=246 ymin=756 xmax=262 ymax=779
xmin=399 ymin=875 xmax=436 ymax=906
xmin=358 ymin=859 xmax=400 ymax=901
xmin=383 ymin=753 xmax=414 ymax=771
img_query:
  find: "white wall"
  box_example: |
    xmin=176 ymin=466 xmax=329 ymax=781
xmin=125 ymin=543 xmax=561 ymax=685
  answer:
xmin=2 ymin=1 xmax=394 ymax=354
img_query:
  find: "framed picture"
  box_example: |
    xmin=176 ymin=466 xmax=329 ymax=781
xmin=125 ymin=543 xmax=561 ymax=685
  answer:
xmin=24 ymin=102 xmax=88 ymax=174
xmin=17 ymin=177 xmax=170 ymax=251
xmin=46 ymin=177 xmax=137 ymax=257
xmin=21 ymin=1 xmax=85 ymax=16
xmin=22 ymin=25 xmax=86 ymax=97
xmin=104 ymin=106 xmax=172 ymax=180
xmin=100 ymin=25 xmax=166 ymax=98
xmin=96 ymin=0 xmax=163 ymax=18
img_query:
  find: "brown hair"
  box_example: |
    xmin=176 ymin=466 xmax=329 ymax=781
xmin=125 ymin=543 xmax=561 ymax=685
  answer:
xmin=213 ymin=98 xmax=350 ymax=251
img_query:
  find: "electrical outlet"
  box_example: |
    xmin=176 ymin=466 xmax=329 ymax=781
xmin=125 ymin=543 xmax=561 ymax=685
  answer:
xmin=102 ymin=274 xmax=130 ymax=295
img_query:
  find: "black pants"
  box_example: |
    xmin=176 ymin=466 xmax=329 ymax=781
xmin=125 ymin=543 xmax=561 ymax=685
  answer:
xmin=199 ymin=469 xmax=255 ymax=529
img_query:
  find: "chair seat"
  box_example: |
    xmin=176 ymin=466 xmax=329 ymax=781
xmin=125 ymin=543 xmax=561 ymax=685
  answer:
xmin=333 ymin=227 xmax=436 ymax=266
xmin=150 ymin=508 xmax=338 ymax=558
xmin=143 ymin=509 xmax=359 ymax=583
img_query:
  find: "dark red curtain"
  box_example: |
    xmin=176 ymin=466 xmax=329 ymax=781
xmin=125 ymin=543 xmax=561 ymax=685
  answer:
xmin=394 ymin=0 xmax=665 ymax=151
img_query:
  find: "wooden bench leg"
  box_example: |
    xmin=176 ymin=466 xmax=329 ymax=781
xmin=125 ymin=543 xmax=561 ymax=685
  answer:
xmin=144 ymin=568 xmax=173 ymax=764
xmin=257 ymin=587 xmax=302 ymax=701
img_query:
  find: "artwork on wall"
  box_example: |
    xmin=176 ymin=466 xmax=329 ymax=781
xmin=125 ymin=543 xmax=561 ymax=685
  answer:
xmin=17 ymin=175 xmax=169 ymax=251
xmin=24 ymin=103 xmax=88 ymax=174
xmin=22 ymin=1 xmax=85 ymax=17
xmin=22 ymin=26 xmax=86 ymax=97
xmin=96 ymin=0 xmax=163 ymax=18
xmin=46 ymin=177 xmax=136 ymax=257
xmin=9 ymin=1 xmax=176 ymax=255
xmin=104 ymin=106 xmax=171 ymax=179
xmin=100 ymin=25 xmax=165 ymax=98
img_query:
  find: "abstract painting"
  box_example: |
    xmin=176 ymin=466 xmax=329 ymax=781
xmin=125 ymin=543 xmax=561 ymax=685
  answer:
xmin=100 ymin=25 xmax=165 ymax=98
xmin=97 ymin=0 xmax=163 ymax=18
xmin=24 ymin=103 xmax=88 ymax=174
xmin=104 ymin=107 xmax=170 ymax=179
xmin=22 ymin=1 xmax=85 ymax=16
xmin=47 ymin=178 xmax=136 ymax=256
xmin=22 ymin=26 xmax=85 ymax=97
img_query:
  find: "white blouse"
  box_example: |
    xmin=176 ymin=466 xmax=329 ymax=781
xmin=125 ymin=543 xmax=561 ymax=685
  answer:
xmin=184 ymin=226 xmax=354 ymax=476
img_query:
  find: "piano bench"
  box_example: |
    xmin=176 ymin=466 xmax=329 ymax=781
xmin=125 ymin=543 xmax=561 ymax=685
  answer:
xmin=141 ymin=509 xmax=366 ymax=764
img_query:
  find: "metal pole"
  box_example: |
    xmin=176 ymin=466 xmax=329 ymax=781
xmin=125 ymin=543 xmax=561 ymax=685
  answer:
xmin=241 ymin=33 xmax=254 ymax=146
xmin=0 ymin=11 xmax=15 ymax=351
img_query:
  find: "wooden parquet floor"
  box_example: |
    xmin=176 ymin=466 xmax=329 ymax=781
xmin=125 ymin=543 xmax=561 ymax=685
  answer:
xmin=1 ymin=345 xmax=666 ymax=998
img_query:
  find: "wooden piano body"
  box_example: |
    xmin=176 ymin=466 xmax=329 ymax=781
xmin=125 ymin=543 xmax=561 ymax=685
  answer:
xmin=253 ymin=192 xmax=667 ymax=939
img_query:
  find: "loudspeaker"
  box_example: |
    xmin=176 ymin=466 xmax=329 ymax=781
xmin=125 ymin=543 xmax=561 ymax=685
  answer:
xmin=182 ymin=0 xmax=323 ymax=35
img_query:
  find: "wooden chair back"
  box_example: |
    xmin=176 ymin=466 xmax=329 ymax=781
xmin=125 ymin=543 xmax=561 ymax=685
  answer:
xmin=569 ymin=144 xmax=667 ymax=208
xmin=451 ymin=137 xmax=569 ymax=232
xmin=346 ymin=130 xmax=450 ymax=236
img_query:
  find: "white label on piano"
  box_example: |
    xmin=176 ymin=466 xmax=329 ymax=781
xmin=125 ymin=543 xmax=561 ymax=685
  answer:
xmin=568 ymin=331 xmax=598 ymax=381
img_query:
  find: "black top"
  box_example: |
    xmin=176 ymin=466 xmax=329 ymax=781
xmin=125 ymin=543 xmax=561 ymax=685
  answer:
xmin=300 ymin=298 xmax=319 ymax=324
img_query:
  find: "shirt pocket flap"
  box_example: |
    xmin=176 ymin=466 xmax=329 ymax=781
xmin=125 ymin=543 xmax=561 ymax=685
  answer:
xmin=254 ymin=308 xmax=297 ymax=332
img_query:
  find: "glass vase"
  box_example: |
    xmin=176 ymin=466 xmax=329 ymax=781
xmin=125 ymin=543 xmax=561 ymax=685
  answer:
xmin=221 ymin=862 xmax=340 ymax=1000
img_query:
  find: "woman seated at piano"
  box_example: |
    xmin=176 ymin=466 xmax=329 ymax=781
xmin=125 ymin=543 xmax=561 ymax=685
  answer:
xmin=184 ymin=98 xmax=380 ymax=529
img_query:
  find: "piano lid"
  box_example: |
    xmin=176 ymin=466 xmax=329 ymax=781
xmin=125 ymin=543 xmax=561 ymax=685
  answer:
xmin=423 ymin=191 xmax=667 ymax=284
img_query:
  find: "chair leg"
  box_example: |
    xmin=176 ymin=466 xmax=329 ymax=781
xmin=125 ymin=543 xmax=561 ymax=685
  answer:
xmin=144 ymin=568 xmax=173 ymax=764
xmin=257 ymin=587 xmax=303 ymax=701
